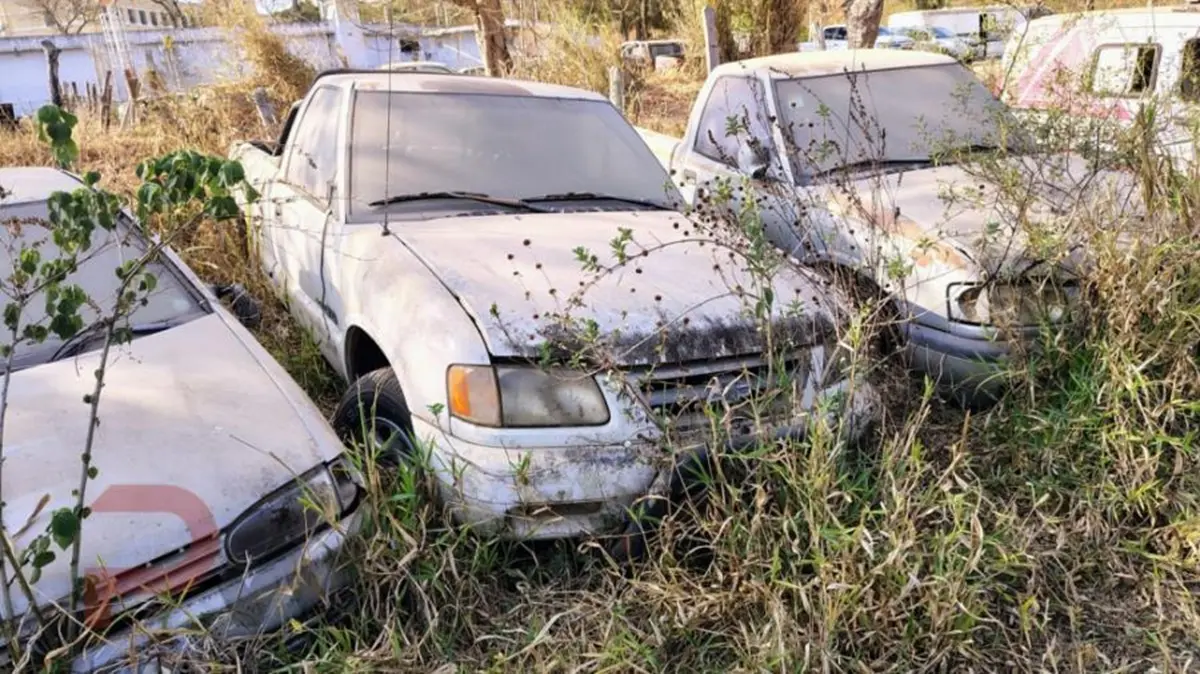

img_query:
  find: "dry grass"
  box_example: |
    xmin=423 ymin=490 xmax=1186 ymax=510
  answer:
xmin=2 ymin=6 xmax=1200 ymax=673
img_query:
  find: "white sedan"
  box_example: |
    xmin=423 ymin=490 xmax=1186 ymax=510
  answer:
xmin=0 ymin=167 xmax=361 ymax=671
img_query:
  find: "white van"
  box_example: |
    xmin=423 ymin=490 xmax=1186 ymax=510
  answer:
xmin=1000 ymin=5 xmax=1200 ymax=162
xmin=888 ymin=5 xmax=1047 ymax=59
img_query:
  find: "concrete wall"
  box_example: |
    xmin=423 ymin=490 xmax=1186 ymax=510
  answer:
xmin=0 ymin=20 xmax=431 ymax=115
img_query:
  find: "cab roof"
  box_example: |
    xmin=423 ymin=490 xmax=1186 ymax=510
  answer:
xmin=712 ymin=49 xmax=957 ymax=79
xmin=311 ymin=69 xmax=609 ymax=102
xmin=1024 ymin=4 xmax=1200 ymax=27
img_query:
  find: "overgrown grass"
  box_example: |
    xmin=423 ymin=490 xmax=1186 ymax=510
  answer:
xmin=2 ymin=6 xmax=1200 ymax=672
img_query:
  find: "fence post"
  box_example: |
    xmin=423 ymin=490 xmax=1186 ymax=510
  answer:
xmin=702 ymin=5 xmax=719 ymax=74
xmin=41 ymin=40 xmax=63 ymax=108
xmin=608 ymin=66 xmax=624 ymax=111
xmin=100 ymin=71 xmax=114 ymax=131
xmin=251 ymin=87 xmax=278 ymax=127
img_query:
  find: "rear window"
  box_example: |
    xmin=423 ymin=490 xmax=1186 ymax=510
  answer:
xmin=1180 ymin=39 xmax=1200 ymax=102
xmin=1088 ymin=43 xmax=1161 ymax=97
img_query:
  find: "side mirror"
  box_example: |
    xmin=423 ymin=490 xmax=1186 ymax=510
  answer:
xmin=209 ymin=283 xmax=262 ymax=330
xmin=737 ymin=141 xmax=770 ymax=180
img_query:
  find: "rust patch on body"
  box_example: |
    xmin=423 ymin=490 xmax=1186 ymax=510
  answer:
xmin=826 ymin=192 xmax=969 ymax=269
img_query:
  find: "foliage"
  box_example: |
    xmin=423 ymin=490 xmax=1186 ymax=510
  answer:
xmin=0 ymin=104 xmax=256 ymax=668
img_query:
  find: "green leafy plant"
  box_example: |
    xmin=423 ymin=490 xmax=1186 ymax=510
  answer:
xmin=0 ymin=104 xmax=257 ymax=669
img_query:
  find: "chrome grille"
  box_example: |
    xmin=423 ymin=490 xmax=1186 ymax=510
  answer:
xmin=629 ymin=353 xmax=812 ymax=435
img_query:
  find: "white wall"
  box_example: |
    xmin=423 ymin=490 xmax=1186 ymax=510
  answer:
xmin=0 ymin=21 xmax=426 ymax=115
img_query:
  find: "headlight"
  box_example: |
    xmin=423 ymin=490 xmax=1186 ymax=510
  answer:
xmin=948 ymin=282 xmax=1078 ymax=326
xmin=225 ymin=457 xmax=360 ymax=565
xmin=446 ymin=364 xmax=610 ymax=427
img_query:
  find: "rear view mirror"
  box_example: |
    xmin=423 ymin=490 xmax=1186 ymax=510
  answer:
xmin=737 ymin=141 xmax=770 ymax=180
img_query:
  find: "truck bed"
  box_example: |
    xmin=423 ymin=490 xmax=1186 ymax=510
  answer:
xmin=228 ymin=141 xmax=281 ymax=209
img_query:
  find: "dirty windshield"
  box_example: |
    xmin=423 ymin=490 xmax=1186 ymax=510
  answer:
xmin=347 ymin=91 xmax=681 ymax=219
xmin=0 ymin=200 xmax=206 ymax=372
xmin=774 ymin=63 xmax=1022 ymax=182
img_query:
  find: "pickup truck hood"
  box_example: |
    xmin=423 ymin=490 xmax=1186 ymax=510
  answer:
xmin=1 ymin=312 xmax=337 ymax=618
xmin=391 ymin=210 xmax=841 ymax=365
xmin=831 ymin=154 xmax=1138 ymax=278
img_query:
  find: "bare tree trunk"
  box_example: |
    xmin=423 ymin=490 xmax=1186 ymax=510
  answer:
xmin=41 ymin=40 xmax=63 ymax=108
xmin=711 ymin=0 xmax=737 ymax=62
xmin=473 ymin=0 xmax=512 ymax=76
xmin=758 ymin=0 xmax=800 ymax=56
xmin=845 ymin=0 xmax=883 ymax=48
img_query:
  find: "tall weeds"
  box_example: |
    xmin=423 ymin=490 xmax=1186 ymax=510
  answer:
xmin=1 ymin=4 xmax=1199 ymax=671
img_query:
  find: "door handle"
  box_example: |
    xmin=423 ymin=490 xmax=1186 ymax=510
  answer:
xmin=273 ymin=201 xmax=283 ymax=218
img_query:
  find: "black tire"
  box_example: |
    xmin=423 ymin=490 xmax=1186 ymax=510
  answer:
xmin=331 ymin=367 xmax=417 ymax=468
xmin=599 ymin=449 xmax=718 ymax=566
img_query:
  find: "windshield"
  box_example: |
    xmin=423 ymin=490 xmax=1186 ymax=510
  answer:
xmin=0 ymin=200 xmax=206 ymax=372
xmin=348 ymin=92 xmax=682 ymax=219
xmin=650 ymin=43 xmax=683 ymax=58
xmin=773 ymin=63 xmax=1025 ymax=182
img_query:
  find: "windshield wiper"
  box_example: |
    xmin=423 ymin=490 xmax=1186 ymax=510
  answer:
xmin=368 ymin=191 xmax=549 ymax=212
xmin=51 ymin=319 xmax=180 ymax=362
xmin=811 ymin=159 xmax=933 ymax=180
xmin=523 ymin=192 xmax=671 ymax=210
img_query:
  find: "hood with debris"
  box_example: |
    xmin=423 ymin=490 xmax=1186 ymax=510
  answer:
xmin=0 ymin=311 xmax=341 ymax=619
xmin=390 ymin=210 xmax=845 ymax=366
xmin=826 ymin=153 xmax=1140 ymax=280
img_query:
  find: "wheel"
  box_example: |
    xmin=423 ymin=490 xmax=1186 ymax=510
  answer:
xmin=331 ymin=367 xmax=417 ymax=467
xmin=599 ymin=449 xmax=717 ymax=566
xmin=819 ymin=264 xmax=903 ymax=359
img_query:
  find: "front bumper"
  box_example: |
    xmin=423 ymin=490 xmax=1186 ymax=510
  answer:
xmin=901 ymin=306 xmax=1044 ymax=407
xmin=418 ymin=375 xmax=881 ymax=540
xmin=75 ymin=511 xmax=361 ymax=673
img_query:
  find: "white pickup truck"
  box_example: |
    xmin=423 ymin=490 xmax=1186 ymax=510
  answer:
xmin=229 ymin=70 xmax=880 ymax=551
xmin=640 ymin=50 xmax=1138 ymax=407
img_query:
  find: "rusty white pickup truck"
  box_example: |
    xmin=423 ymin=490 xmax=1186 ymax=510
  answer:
xmin=640 ymin=50 xmax=1138 ymax=407
xmin=229 ymin=69 xmax=880 ymax=554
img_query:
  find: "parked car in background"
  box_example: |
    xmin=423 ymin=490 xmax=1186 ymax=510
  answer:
xmin=637 ymin=50 xmax=1137 ymax=408
xmin=0 ymin=167 xmax=361 ymax=671
xmin=1000 ymin=4 xmax=1200 ymax=165
xmin=458 ymin=65 xmax=487 ymax=75
xmin=378 ymin=61 xmax=457 ymax=74
xmin=894 ymin=25 xmax=975 ymax=60
xmin=887 ymin=5 xmax=1050 ymax=59
xmin=799 ymin=25 xmax=914 ymax=51
xmin=620 ymin=39 xmax=686 ymax=69
xmin=230 ymin=69 xmax=881 ymax=553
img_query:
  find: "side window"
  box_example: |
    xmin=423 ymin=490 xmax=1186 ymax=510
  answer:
xmin=1180 ymin=39 xmax=1200 ymax=102
xmin=824 ymin=26 xmax=846 ymax=41
xmin=1088 ymin=43 xmax=1160 ymax=97
xmin=284 ymin=87 xmax=342 ymax=205
xmin=693 ymin=76 xmax=774 ymax=169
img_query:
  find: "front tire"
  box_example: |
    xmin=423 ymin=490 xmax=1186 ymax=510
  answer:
xmin=331 ymin=367 xmax=417 ymax=467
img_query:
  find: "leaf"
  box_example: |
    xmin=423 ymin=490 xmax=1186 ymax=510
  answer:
xmin=219 ymin=161 xmax=246 ymax=187
xmin=32 ymin=550 xmax=56 ymax=569
xmin=13 ymin=493 xmax=52 ymax=538
xmin=50 ymin=509 xmax=80 ymax=550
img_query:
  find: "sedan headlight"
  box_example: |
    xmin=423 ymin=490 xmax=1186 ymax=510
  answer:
xmin=447 ymin=364 xmax=610 ymax=427
xmin=948 ymin=282 xmax=1079 ymax=326
xmin=225 ymin=457 xmax=360 ymax=565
